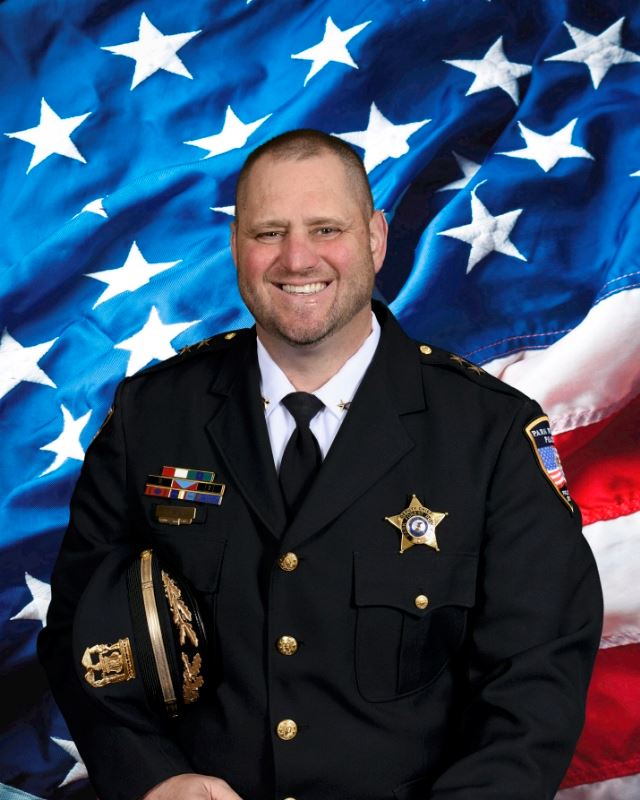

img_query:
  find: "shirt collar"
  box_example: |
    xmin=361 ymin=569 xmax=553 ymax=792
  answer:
xmin=257 ymin=312 xmax=381 ymax=420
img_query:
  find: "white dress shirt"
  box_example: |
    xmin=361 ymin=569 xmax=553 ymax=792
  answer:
xmin=257 ymin=313 xmax=381 ymax=471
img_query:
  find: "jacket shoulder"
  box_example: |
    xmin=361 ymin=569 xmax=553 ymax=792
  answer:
xmin=415 ymin=340 xmax=530 ymax=402
xmin=124 ymin=327 xmax=252 ymax=382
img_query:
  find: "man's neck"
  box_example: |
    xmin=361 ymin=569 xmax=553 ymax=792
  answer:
xmin=256 ymin=308 xmax=374 ymax=392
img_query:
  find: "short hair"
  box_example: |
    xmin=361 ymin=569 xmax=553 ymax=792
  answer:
xmin=234 ymin=129 xmax=374 ymax=218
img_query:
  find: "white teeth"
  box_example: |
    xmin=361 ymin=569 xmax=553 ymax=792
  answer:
xmin=281 ymin=282 xmax=327 ymax=294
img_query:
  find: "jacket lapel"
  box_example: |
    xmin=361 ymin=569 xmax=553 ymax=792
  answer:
xmin=283 ymin=308 xmax=426 ymax=551
xmin=205 ymin=331 xmax=287 ymax=538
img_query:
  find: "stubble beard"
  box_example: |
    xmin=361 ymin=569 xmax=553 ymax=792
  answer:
xmin=238 ymin=263 xmax=376 ymax=349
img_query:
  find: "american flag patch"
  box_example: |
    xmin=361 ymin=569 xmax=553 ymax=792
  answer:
xmin=524 ymin=416 xmax=572 ymax=512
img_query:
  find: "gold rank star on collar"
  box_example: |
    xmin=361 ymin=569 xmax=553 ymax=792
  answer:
xmin=385 ymin=495 xmax=448 ymax=554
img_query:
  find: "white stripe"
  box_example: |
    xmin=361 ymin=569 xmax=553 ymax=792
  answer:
xmin=583 ymin=511 xmax=640 ymax=645
xmin=556 ymin=772 xmax=640 ymax=800
xmin=0 ymin=784 xmax=44 ymax=800
xmin=600 ymin=629 xmax=640 ymax=649
xmin=482 ymin=288 xmax=640 ymax=433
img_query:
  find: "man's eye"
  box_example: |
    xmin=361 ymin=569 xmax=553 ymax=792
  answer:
xmin=257 ymin=231 xmax=283 ymax=240
xmin=316 ymin=227 xmax=339 ymax=236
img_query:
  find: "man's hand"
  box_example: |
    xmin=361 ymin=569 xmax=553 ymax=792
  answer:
xmin=141 ymin=774 xmax=244 ymax=800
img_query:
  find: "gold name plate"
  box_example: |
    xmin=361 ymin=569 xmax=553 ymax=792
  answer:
xmin=155 ymin=505 xmax=197 ymax=525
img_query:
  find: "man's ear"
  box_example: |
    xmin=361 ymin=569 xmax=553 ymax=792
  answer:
xmin=369 ymin=210 xmax=388 ymax=274
xmin=230 ymin=221 xmax=238 ymax=268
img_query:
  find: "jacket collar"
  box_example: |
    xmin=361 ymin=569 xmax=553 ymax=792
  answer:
xmin=205 ymin=302 xmax=426 ymax=544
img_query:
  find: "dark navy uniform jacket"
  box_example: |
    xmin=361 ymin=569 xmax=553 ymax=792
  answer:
xmin=39 ymin=303 xmax=603 ymax=800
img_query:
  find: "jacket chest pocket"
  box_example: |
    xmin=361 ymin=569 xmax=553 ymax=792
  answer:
xmin=353 ymin=549 xmax=477 ymax=702
xmin=151 ymin=528 xmax=227 ymax=690
xmin=150 ymin=528 xmax=226 ymax=596
xmin=142 ymin=494 xmax=225 ymax=594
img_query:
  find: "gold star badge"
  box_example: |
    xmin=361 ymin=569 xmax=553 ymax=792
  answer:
xmin=385 ymin=495 xmax=448 ymax=554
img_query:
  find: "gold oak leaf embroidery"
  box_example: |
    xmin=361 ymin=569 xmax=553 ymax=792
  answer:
xmin=161 ymin=571 xmax=198 ymax=647
xmin=182 ymin=652 xmax=204 ymax=703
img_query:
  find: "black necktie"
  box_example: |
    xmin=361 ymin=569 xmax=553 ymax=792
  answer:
xmin=279 ymin=392 xmax=324 ymax=517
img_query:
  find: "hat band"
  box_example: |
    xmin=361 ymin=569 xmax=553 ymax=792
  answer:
xmin=140 ymin=549 xmax=178 ymax=717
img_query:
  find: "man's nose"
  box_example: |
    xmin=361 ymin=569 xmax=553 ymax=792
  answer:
xmin=279 ymin=231 xmax=318 ymax=271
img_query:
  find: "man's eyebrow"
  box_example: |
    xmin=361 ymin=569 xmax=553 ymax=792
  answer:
xmin=247 ymin=218 xmax=289 ymax=229
xmin=304 ymin=216 xmax=349 ymax=226
xmin=245 ymin=215 xmax=350 ymax=230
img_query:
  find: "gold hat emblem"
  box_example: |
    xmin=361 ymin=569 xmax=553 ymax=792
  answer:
xmin=81 ymin=638 xmax=136 ymax=688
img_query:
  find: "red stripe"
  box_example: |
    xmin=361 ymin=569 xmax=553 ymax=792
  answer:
xmin=561 ymin=644 xmax=640 ymax=787
xmin=547 ymin=468 xmax=564 ymax=488
xmin=555 ymin=393 xmax=640 ymax=526
xmin=555 ymin=394 xmax=640 ymax=790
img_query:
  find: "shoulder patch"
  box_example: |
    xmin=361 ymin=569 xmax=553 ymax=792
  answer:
xmin=524 ymin=415 xmax=573 ymax=512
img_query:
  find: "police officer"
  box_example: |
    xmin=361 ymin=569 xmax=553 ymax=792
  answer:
xmin=39 ymin=130 xmax=603 ymax=800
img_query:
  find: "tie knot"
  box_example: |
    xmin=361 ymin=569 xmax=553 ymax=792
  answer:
xmin=282 ymin=392 xmax=324 ymax=428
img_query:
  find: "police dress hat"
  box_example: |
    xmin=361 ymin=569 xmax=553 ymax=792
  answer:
xmin=73 ymin=547 xmax=208 ymax=724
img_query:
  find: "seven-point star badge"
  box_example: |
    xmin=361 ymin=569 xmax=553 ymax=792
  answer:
xmin=385 ymin=495 xmax=448 ymax=553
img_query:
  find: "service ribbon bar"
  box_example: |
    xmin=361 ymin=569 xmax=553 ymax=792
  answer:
xmin=145 ymin=466 xmax=225 ymax=506
xmin=146 ymin=474 xmax=223 ymax=494
xmin=144 ymin=483 xmax=224 ymax=506
xmin=161 ymin=466 xmax=216 ymax=483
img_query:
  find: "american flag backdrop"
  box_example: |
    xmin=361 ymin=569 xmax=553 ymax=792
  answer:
xmin=1 ymin=0 xmax=638 ymax=797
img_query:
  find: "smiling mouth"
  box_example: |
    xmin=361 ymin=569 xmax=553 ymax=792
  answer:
xmin=280 ymin=282 xmax=328 ymax=295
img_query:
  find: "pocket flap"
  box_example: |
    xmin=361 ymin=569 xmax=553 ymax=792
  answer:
xmin=152 ymin=530 xmax=226 ymax=594
xmin=354 ymin=549 xmax=477 ymax=617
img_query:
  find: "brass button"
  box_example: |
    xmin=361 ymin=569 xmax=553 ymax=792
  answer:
xmin=278 ymin=552 xmax=299 ymax=572
xmin=277 ymin=635 xmax=298 ymax=656
xmin=419 ymin=344 xmax=432 ymax=355
xmin=415 ymin=594 xmax=429 ymax=610
xmin=224 ymin=331 xmax=237 ymax=340
xmin=276 ymin=719 xmax=298 ymax=740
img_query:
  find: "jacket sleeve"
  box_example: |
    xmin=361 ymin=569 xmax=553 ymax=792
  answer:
xmin=38 ymin=381 xmax=194 ymax=800
xmin=428 ymin=398 xmax=603 ymax=800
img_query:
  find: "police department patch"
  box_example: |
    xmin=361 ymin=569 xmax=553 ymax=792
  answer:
xmin=524 ymin=415 xmax=573 ymax=512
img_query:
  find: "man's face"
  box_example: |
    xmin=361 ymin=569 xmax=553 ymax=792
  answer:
xmin=231 ymin=151 xmax=387 ymax=349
